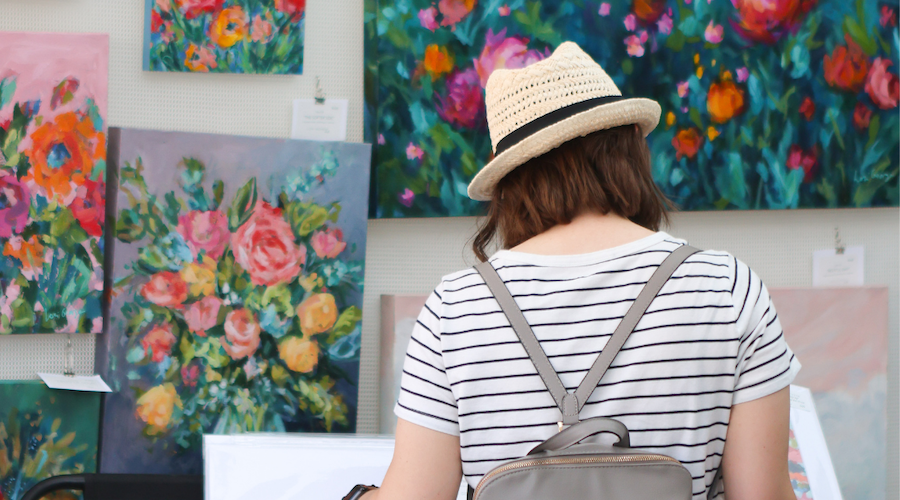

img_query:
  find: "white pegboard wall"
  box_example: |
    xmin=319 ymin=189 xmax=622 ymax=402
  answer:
xmin=0 ymin=334 xmax=95 ymax=379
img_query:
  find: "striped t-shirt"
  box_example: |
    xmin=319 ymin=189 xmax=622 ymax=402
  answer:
xmin=395 ymin=232 xmax=800 ymax=498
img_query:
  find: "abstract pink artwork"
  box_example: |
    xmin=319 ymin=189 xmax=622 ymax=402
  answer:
xmin=380 ymin=294 xmax=428 ymax=433
xmin=770 ymin=286 xmax=888 ymax=500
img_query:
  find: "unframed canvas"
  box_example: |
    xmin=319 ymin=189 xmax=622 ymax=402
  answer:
xmin=770 ymin=286 xmax=889 ymax=500
xmin=97 ymin=128 xmax=371 ymax=474
xmin=0 ymin=32 xmax=109 ymax=334
xmin=379 ymin=294 xmax=429 ymax=434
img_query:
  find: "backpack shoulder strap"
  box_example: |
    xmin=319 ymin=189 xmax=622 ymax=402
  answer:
xmin=475 ymin=245 xmax=700 ymax=425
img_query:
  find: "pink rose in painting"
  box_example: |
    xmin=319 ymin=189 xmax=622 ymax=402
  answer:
xmin=624 ymin=14 xmax=637 ymax=31
xmin=0 ymin=175 xmax=30 ymax=239
xmin=438 ymin=0 xmax=476 ymax=27
xmin=657 ymin=13 xmax=673 ymax=34
xmin=598 ymin=3 xmax=611 ymax=16
xmin=436 ymin=67 xmax=485 ymax=129
xmin=406 ymin=143 xmax=424 ymax=160
xmin=142 ymin=323 xmax=177 ymax=362
xmin=736 ymin=67 xmax=749 ymax=82
xmin=311 ymin=228 xmax=347 ymax=259
xmin=474 ymin=29 xmax=549 ymax=87
xmin=418 ymin=7 xmax=439 ymax=31
xmin=625 ymin=32 xmax=648 ymax=58
xmin=156 ymin=0 xmax=172 ymax=12
xmin=223 ymin=309 xmax=261 ymax=360
xmin=141 ymin=271 xmax=188 ymax=307
xmin=881 ymin=6 xmax=897 ymax=28
xmin=498 ymin=5 xmax=511 ymax=16
xmin=251 ymin=14 xmax=274 ymax=43
xmin=177 ymin=210 xmax=230 ymax=259
xmin=183 ymin=296 xmax=223 ymax=336
xmin=677 ymin=81 xmax=689 ymax=98
xmin=231 ymin=201 xmax=304 ymax=286
xmin=865 ymin=58 xmax=899 ymax=110
xmin=704 ymin=20 xmax=724 ymax=44
xmin=174 ymin=0 xmax=224 ymax=20
xmin=398 ymin=188 xmax=415 ymax=208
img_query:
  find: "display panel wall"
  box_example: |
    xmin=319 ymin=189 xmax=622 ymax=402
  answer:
xmin=0 ymin=1 xmax=897 ymax=499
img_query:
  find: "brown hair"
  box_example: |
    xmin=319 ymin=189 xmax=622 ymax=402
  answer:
xmin=472 ymin=125 xmax=673 ymax=261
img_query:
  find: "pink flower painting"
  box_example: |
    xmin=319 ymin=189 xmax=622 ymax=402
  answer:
xmin=474 ymin=29 xmax=549 ymax=87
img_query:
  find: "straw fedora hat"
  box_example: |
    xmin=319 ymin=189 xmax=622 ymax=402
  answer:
xmin=467 ymin=41 xmax=661 ymax=201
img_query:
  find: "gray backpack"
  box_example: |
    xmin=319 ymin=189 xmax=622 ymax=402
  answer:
xmin=470 ymin=245 xmax=722 ymax=500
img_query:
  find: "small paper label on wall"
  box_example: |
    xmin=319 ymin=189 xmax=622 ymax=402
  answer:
xmin=291 ymin=98 xmax=349 ymax=142
xmin=38 ymin=373 xmax=112 ymax=393
xmin=812 ymin=246 xmax=864 ymax=287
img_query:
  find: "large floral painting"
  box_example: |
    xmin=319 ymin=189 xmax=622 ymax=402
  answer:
xmin=0 ymin=32 xmax=108 ymax=333
xmin=365 ymin=0 xmax=900 ymax=217
xmin=0 ymin=382 xmax=101 ymax=500
xmin=144 ymin=0 xmax=306 ymax=74
xmin=97 ymin=128 xmax=371 ymax=474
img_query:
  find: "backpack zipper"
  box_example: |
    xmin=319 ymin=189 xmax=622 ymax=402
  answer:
xmin=473 ymin=454 xmax=681 ymax=499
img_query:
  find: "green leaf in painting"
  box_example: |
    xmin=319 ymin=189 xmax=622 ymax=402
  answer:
xmin=228 ymin=177 xmax=258 ymax=231
xmin=325 ymin=306 xmax=362 ymax=344
xmin=285 ymin=201 xmax=330 ymax=237
xmin=0 ymin=76 xmax=16 ymax=110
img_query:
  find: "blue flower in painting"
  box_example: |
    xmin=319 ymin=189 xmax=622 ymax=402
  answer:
xmin=138 ymin=232 xmax=194 ymax=273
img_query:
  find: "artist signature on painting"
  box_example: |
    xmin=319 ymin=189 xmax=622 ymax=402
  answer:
xmin=854 ymin=171 xmax=897 ymax=183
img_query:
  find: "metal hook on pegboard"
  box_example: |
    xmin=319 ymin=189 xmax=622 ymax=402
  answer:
xmin=314 ymin=76 xmax=326 ymax=105
xmin=834 ymin=227 xmax=846 ymax=255
xmin=64 ymin=333 xmax=75 ymax=376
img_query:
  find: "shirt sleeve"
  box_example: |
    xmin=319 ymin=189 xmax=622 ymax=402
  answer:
xmin=730 ymin=258 xmax=801 ymax=405
xmin=394 ymin=283 xmax=460 ymax=436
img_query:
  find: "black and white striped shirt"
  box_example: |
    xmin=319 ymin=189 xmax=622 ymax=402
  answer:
xmin=395 ymin=233 xmax=800 ymax=498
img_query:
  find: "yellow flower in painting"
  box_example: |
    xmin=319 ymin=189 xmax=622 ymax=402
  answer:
xmin=180 ymin=255 xmax=217 ymax=297
xmin=296 ymin=293 xmax=338 ymax=336
xmin=707 ymin=126 xmax=720 ymax=141
xmin=299 ymin=273 xmax=324 ymax=293
xmin=209 ymin=6 xmax=248 ymax=49
xmin=135 ymin=383 xmax=182 ymax=435
xmin=665 ymin=111 xmax=676 ymax=128
xmin=696 ymin=66 xmax=704 ymax=79
xmin=423 ymin=44 xmax=454 ymax=81
xmin=279 ymin=336 xmax=320 ymax=373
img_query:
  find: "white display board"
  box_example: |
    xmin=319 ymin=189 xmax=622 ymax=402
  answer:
xmin=0 ymin=3 xmax=897 ymax=499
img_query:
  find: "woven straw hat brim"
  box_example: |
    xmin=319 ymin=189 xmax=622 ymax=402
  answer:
xmin=467 ymin=97 xmax=661 ymax=202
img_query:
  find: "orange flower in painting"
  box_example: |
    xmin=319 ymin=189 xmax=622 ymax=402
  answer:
xmin=672 ymin=128 xmax=703 ymax=160
xmin=279 ymin=336 xmax=320 ymax=373
xmin=632 ymin=0 xmax=667 ymax=24
xmin=823 ymin=36 xmax=869 ymax=93
xmin=25 ymin=111 xmax=104 ymax=202
xmin=707 ymin=75 xmax=746 ymax=124
xmin=184 ymin=44 xmax=218 ymax=72
xmin=3 ymin=235 xmax=45 ymax=280
xmin=423 ymin=44 xmax=454 ymax=81
xmin=209 ymin=7 xmax=249 ymax=49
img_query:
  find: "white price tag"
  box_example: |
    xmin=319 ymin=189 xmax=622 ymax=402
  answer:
xmin=38 ymin=372 xmax=112 ymax=392
xmin=812 ymin=246 xmax=864 ymax=287
xmin=291 ymin=98 xmax=349 ymax=142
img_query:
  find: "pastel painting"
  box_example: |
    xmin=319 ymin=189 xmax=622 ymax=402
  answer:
xmin=144 ymin=0 xmax=306 ymax=74
xmin=770 ymin=286 xmax=889 ymax=500
xmin=364 ymin=0 xmax=900 ymax=217
xmin=0 ymin=381 xmax=101 ymax=500
xmin=97 ymin=128 xmax=371 ymax=474
xmin=0 ymin=32 xmax=109 ymax=333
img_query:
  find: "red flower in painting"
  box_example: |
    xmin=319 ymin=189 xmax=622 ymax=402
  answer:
xmin=787 ymin=145 xmax=819 ymax=183
xmin=141 ymin=271 xmax=189 ymax=307
xmin=824 ymin=36 xmax=870 ymax=93
xmin=798 ymin=97 xmax=815 ymax=120
xmin=730 ymin=0 xmax=816 ymax=44
xmin=174 ymin=0 xmax=224 ymax=20
xmin=274 ymin=0 xmax=305 ymax=21
xmin=151 ymin=9 xmax=164 ymax=33
xmin=70 ymin=178 xmax=105 ymax=238
xmin=231 ymin=201 xmax=305 ymax=286
xmin=632 ymin=0 xmax=667 ymax=25
xmin=853 ymin=102 xmax=872 ymax=130
xmin=141 ymin=323 xmax=177 ymax=362
xmin=672 ymin=128 xmax=703 ymax=160
xmin=436 ymin=67 xmax=486 ymax=129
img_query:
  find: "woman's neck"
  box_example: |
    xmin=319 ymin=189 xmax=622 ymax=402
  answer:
xmin=508 ymin=212 xmax=658 ymax=256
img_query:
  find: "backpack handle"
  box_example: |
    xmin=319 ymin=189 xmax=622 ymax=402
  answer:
xmin=528 ymin=417 xmax=630 ymax=455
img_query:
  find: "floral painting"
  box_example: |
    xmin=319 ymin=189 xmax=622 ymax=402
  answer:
xmin=0 ymin=32 xmax=108 ymax=333
xmin=0 ymin=382 xmax=101 ymax=500
xmin=97 ymin=128 xmax=371 ymax=474
xmin=144 ymin=0 xmax=306 ymax=74
xmin=364 ymin=0 xmax=900 ymax=217
xmin=788 ymin=425 xmax=814 ymax=500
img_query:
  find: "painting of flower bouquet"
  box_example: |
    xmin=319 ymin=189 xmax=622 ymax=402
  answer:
xmin=0 ymin=382 xmax=100 ymax=500
xmin=0 ymin=32 xmax=108 ymax=333
xmin=97 ymin=128 xmax=371 ymax=474
xmin=145 ymin=0 xmax=306 ymax=74
xmin=365 ymin=0 xmax=899 ymax=217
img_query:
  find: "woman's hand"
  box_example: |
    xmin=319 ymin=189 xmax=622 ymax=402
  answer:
xmin=721 ymin=386 xmax=796 ymax=500
xmin=363 ymin=418 xmax=463 ymax=500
